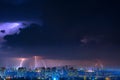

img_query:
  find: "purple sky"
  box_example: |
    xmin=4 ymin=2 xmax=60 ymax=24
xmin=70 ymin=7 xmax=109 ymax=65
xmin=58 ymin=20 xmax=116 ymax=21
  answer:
xmin=0 ymin=0 xmax=120 ymax=68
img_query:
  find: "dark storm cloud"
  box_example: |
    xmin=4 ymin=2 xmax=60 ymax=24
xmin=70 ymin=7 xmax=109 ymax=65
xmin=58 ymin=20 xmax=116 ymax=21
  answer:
xmin=3 ymin=23 xmax=120 ymax=62
xmin=0 ymin=0 xmax=43 ymax=22
xmin=0 ymin=0 xmax=30 ymax=5
xmin=4 ymin=24 xmax=80 ymax=46
xmin=4 ymin=24 xmax=44 ymax=46
xmin=80 ymin=35 xmax=104 ymax=46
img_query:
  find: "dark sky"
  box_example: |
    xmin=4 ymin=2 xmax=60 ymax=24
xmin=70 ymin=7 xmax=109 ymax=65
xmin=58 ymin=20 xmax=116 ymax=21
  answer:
xmin=0 ymin=0 xmax=120 ymax=66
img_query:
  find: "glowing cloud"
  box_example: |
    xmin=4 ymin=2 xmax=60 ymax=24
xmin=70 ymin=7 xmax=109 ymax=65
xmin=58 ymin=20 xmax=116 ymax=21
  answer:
xmin=0 ymin=22 xmax=28 ymax=37
xmin=8 ymin=23 xmax=20 ymax=29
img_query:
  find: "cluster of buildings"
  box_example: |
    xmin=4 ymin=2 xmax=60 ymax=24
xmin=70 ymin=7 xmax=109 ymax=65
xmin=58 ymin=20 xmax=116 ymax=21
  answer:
xmin=0 ymin=65 xmax=120 ymax=80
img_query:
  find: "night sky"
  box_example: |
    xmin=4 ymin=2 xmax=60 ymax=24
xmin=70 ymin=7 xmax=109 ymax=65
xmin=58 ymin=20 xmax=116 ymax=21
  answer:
xmin=0 ymin=0 xmax=120 ymax=67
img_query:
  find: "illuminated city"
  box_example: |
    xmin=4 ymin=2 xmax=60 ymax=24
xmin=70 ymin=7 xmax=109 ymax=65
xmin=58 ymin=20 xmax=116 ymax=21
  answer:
xmin=0 ymin=56 xmax=119 ymax=80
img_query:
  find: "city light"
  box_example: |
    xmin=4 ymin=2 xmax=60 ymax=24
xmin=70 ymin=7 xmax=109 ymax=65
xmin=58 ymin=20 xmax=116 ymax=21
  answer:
xmin=53 ymin=77 xmax=58 ymax=80
xmin=0 ymin=56 xmax=119 ymax=80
